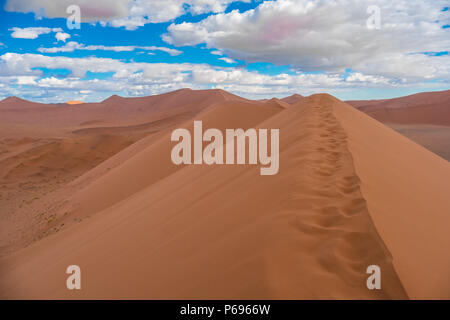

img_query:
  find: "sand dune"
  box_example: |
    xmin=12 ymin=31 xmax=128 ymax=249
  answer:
xmin=347 ymin=90 xmax=450 ymax=126
xmin=281 ymin=94 xmax=304 ymax=105
xmin=347 ymin=90 xmax=450 ymax=161
xmin=0 ymin=96 xmax=60 ymax=110
xmin=0 ymin=89 xmax=242 ymax=133
xmin=53 ymin=100 xmax=283 ymax=227
xmin=0 ymin=89 xmax=244 ymax=255
xmin=0 ymin=89 xmax=449 ymax=299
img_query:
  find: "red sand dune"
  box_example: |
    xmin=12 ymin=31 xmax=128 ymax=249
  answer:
xmin=347 ymin=90 xmax=450 ymax=126
xmin=0 ymin=96 xmax=59 ymax=110
xmin=347 ymin=90 xmax=450 ymax=161
xmin=0 ymin=89 xmax=246 ymax=133
xmin=0 ymin=89 xmax=246 ymax=255
xmin=0 ymin=89 xmax=449 ymax=299
xmin=281 ymin=93 xmax=304 ymax=105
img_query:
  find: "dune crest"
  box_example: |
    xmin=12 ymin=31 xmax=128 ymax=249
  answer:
xmin=281 ymin=94 xmax=304 ymax=105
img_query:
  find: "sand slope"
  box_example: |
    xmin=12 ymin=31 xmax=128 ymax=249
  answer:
xmin=335 ymin=101 xmax=450 ymax=299
xmin=56 ymin=100 xmax=282 ymax=224
xmin=387 ymin=124 xmax=450 ymax=161
xmin=0 ymin=89 xmax=245 ymax=256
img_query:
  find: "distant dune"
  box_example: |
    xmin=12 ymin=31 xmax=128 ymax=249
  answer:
xmin=347 ymin=90 xmax=450 ymax=126
xmin=281 ymin=93 xmax=304 ymax=104
xmin=0 ymin=96 xmax=56 ymax=110
xmin=347 ymin=90 xmax=450 ymax=161
xmin=0 ymin=89 xmax=449 ymax=299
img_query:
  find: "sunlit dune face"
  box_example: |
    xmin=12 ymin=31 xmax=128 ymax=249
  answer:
xmin=66 ymin=100 xmax=83 ymax=105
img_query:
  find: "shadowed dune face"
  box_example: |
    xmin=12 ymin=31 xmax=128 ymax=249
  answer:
xmin=347 ymin=90 xmax=450 ymax=161
xmin=0 ymin=89 xmax=449 ymax=299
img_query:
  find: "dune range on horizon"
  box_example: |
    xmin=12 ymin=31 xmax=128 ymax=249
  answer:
xmin=0 ymin=89 xmax=449 ymax=299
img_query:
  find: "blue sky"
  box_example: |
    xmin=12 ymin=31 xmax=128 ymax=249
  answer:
xmin=0 ymin=0 xmax=449 ymax=102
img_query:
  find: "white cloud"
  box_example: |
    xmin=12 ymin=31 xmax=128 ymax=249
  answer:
xmin=17 ymin=76 xmax=38 ymax=85
xmin=55 ymin=32 xmax=71 ymax=42
xmin=5 ymin=0 xmax=130 ymax=22
xmin=5 ymin=0 xmax=251 ymax=29
xmin=218 ymin=57 xmax=237 ymax=64
xmin=345 ymin=72 xmax=389 ymax=85
xmin=38 ymin=41 xmax=182 ymax=56
xmin=108 ymin=15 xmax=151 ymax=30
xmin=106 ymin=0 xmax=249 ymax=30
xmin=2 ymin=1 xmax=449 ymax=101
xmin=2 ymin=52 xmax=447 ymax=103
xmin=10 ymin=27 xmax=62 ymax=39
xmin=164 ymin=0 xmax=450 ymax=80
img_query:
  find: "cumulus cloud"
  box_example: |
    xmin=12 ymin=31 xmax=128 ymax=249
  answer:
xmin=2 ymin=1 xmax=449 ymax=102
xmin=105 ymin=0 xmax=250 ymax=30
xmin=16 ymin=76 xmax=38 ymax=85
xmin=5 ymin=0 xmax=251 ymax=29
xmin=164 ymin=0 xmax=450 ymax=80
xmin=38 ymin=41 xmax=182 ymax=56
xmin=10 ymin=27 xmax=62 ymax=39
xmin=218 ymin=57 xmax=237 ymax=64
xmin=2 ymin=52 xmax=446 ymax=103
xmin=55 ymin=32 xmax=71 ymax=42
xmin=5 ymin=0 xmax=129 ymax=22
